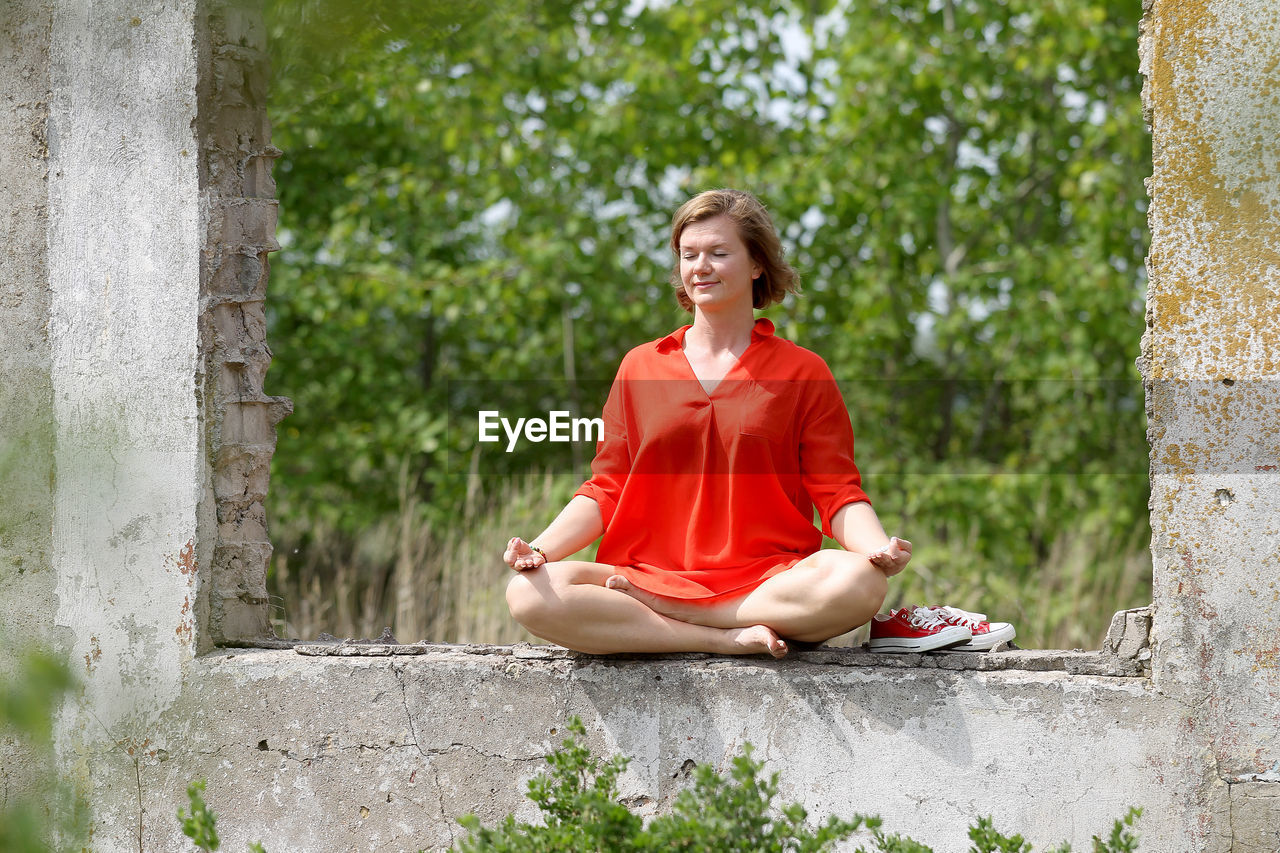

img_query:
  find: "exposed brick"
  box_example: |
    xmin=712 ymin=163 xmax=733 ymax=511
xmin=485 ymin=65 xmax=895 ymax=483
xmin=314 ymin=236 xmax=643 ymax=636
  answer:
xmin=216 ymin=500 xmax=268 ymax=543
xmin=220 ymin=400 xmax=272 ymax=444
xmin=211 ymin=302 xmax=255 ymax=351
xmin=207 ymin=250 xmax=267 ymax=302
xmin=212 ymin=595 xmax=271 ymax=642
xmin=213 ymin=46 xmax=268 ymax=108
xmin=216 ymin=355 xmax=276 ymax=403
xmin=214 ymin=6 xmax=267 ymax=52
xmin=217 ymin=198 xmax=279 ymax=252
xmin=242 ymin=147 xmax=280 ymax=198
xmin=210 ymin=105 xmax=271 ymax=155
xmin=211 ymin=542 xmax=272 ymax=601
xmin=212 ymin=444 xmax=272 ymax=502
xmin=198 ymin=0 xmax=290 ymax=643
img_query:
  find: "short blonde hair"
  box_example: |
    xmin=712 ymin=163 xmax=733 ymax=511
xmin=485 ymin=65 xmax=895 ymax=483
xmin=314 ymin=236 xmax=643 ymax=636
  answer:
xmin=669 ymin=189 xmax=800 ymax=312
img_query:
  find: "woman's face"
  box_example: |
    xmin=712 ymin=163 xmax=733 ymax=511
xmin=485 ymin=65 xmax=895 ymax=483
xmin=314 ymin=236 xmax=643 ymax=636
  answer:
xmin=678 ymin=215 xmax=762 ymax=315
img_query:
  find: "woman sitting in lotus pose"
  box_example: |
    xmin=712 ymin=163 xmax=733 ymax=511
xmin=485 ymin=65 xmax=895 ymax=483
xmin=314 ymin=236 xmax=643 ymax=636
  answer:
xmin=504 ymin=189 xmax=909 ymax=658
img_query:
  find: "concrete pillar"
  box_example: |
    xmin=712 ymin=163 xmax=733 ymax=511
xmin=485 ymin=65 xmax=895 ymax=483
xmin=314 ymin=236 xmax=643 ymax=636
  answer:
xmin=43 ymin=0 xmax=209 ymax=829
xmin=0 ymin=0 xmax=60 ymax=823
xmin=1141 ymin=0 xmax=1280 ymax=844
xmin=0 ymin=0 xmax=288 ymax=843
xmin=0 ymin=0 xmax=57 ymax=642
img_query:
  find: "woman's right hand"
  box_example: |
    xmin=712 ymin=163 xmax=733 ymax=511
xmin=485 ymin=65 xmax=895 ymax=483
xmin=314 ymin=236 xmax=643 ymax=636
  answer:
xmin=868 ymin=536 xmax=911 ymax=577
xmin=504 ymin=537 xmax=547 ymax=571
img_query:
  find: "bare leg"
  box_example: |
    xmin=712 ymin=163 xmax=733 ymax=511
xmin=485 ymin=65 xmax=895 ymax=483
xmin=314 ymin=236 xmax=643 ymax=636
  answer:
xmin=506 ymin=561 xmax=789 ymax=657
xmin=606 ymin=549 xmax=888 ymax=643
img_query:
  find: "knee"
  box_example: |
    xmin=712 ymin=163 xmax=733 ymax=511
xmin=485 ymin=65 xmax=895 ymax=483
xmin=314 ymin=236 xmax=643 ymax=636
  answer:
xmin=860 ymin=562 xmax=889 ymax=612
xmin=505 ymin=571 xmax=548 ymax=631
xmin=813 ymin=550 xmax=887 ymax=613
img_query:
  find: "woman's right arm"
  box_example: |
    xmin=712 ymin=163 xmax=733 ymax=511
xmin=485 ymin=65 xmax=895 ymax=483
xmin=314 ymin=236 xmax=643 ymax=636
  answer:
xmin=505 ymin=495 xmax=605 ymax=570
xmin=507 ymin=353 xmax=631 ymax=570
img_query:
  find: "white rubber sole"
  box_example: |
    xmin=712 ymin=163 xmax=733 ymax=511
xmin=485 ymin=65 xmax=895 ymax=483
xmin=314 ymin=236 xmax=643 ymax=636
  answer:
xmin=867 ymin=624 xmax=972 ymax=653
xmin=938 ymin=622 xmax=1016 ymax=652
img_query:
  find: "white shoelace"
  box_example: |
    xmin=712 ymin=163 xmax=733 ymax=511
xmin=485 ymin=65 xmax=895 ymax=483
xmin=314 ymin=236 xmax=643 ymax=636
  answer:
xmin=928 ymin=605 xmax=987 ymax=629
xmin=906 ymin=607 xmax=954 ymax=631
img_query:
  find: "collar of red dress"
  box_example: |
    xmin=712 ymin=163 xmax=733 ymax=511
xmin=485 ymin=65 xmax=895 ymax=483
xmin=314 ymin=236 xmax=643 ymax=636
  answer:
xmin=656 ymin=317 xmax=776 ymax=353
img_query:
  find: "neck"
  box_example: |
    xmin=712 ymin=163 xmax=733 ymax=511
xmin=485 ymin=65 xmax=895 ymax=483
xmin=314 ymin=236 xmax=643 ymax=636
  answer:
xmin=686 ymin=306 xmax=755 ymax=353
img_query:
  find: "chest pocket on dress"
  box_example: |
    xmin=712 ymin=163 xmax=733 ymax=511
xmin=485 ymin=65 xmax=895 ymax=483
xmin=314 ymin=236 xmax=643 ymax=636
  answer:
xmin=733 ymin=383 xmax=797 ymax=479
xmin=736 ymin=380 xmax=795 ymax=440
xmin=738 ymin=411 xmax=786 ymax=443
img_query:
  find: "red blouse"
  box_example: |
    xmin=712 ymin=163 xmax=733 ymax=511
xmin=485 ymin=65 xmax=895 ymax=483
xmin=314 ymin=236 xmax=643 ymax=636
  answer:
xmin=574 ymin=318 xmax=869 ymax=603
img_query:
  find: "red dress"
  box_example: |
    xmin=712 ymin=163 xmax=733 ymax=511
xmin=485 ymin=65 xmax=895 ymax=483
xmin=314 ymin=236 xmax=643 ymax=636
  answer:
xmin=574 ymin=318 xmax=869 ymax=603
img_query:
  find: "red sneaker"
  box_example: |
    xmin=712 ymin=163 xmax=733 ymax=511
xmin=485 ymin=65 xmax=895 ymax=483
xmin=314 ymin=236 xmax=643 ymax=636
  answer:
xmin=868 ymin=606 xmax=972 ymax=653
xmin=926 ymin=606 xmax=1016 ymax=652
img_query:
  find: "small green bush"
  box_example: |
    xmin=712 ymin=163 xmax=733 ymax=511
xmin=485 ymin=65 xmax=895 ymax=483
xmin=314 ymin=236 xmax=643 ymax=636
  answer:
xmin=174 ymin=722 xmax=1142 ymax=852
xmin=455 ymin=718 xmax=868 ymax=852
xmin=456 ymin=718 xmax=1144 ymax=853
xmin=0 ymin=643 xmax=88 ymax=852
xmin=178 ymin=780 xmax=220 ymax=852
xmin=178 ymin=780 xmax=266 ymax=853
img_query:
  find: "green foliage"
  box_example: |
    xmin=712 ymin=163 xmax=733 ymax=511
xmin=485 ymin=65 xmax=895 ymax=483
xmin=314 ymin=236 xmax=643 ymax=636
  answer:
xmin=455 ymin=718 xmax=870 ymax=852
xmin=1090 ymin=807 xmax=1143 ymax=853
xmin=0 ymin=647 xmax=73 ymax=746
xmin=0 ymin=643 xmax=87 ymax=852
xmin=965 ymin=806 xmax=1143 ymax=853
xmin=178 ymin=779 xmax=270 ymax=853
xmin=456 ymin=718 xmax=1143 ymax=852
xmin=179 ymin=781 xmax=220 ymax=852
xmin=644 ymin=746 xmax=867 ymax=852
xmin=968 ymin=816 xmax=1033 ymax=853
xmin=264 ymin=0 xmax=1153 ymax=638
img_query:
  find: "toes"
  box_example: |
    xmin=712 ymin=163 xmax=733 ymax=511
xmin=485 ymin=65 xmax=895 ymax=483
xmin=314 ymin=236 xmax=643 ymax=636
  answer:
xmin=605 ymin=575 xmax=632 ymax=591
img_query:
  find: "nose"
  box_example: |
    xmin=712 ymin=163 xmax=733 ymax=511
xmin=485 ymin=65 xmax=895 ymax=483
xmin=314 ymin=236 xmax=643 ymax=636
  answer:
xmin=692 ymin=252 xmax=712 ymax=273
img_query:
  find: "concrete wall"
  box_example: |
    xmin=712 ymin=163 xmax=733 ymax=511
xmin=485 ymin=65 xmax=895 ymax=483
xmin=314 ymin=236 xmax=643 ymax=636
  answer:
xmin=43 ymin=0 xmax=208 ymax=827
xmin=0 ymin=0 xmax=1278 ymax=850
xmin=0 ymin=0 xmax=56 ymax=644
xmin=143 ymin=647 xmax=1207 ymax=852
xmin=1141 ymin=0 xmax=1280 ymax=839
xmin=0 ymin=0 xmax=59 ymax=819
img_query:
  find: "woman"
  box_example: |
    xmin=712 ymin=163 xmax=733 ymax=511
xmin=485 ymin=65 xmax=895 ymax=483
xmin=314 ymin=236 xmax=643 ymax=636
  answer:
xmin=504 ymin=189 xmax=909 ymax=658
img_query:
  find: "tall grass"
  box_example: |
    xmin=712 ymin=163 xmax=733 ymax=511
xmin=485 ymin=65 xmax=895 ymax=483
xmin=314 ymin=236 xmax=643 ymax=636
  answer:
xmin=270 ymin=470 xmax=591 ymax=644
xmin=880 ymin=518 xmax=1152 ymax=650
xmin=269 ymin=473 xmax=1151 ymax=650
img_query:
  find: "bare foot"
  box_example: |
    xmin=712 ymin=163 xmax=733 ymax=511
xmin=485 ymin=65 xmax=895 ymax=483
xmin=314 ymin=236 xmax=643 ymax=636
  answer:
xmin=728 ymin=625 xmax=788 ymax=659
xmin=606 ymin=575 xmax=701 ymax=623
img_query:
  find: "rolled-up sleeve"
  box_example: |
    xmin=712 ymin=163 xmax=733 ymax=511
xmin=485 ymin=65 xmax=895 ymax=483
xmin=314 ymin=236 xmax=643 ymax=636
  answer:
xmin=573 ymin=366 xmax=631 ymax=529
xmin=799 ymin=367 xmax=869 ymax=537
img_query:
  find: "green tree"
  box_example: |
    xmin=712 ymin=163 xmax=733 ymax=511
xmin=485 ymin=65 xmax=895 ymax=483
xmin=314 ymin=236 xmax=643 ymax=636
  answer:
xmin=264 ymin=0 xmax=1152 ymax=641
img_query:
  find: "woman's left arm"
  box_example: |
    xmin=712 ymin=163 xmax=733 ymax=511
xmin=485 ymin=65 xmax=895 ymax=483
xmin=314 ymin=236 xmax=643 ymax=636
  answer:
xmin=830 ymin=501 xmax=911 ymax=577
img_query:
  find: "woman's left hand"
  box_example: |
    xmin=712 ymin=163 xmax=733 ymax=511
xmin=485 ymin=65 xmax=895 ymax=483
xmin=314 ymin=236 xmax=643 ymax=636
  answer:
xmin=868 ymin=537 xmax=911 ymax=577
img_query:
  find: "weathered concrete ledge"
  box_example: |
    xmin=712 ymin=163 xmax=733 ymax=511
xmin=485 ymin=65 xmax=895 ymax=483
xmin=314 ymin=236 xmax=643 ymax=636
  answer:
xmin=290 ymin=641 xmax=1148 ymax=678
xmin=115 ymin=647 xmax=1214 ymax=852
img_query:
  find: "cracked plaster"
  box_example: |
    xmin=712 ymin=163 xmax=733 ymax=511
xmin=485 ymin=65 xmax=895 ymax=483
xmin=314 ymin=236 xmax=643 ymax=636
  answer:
xmin=2 ymin=0 xmax=1280 ymax=849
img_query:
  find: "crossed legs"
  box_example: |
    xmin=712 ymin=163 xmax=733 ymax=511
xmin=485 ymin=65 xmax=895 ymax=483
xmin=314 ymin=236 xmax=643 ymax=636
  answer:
xmin=505 ymin=549 xmax=887 ymax=658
